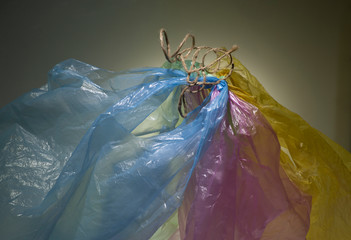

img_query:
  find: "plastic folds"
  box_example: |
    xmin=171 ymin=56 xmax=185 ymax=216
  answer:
xmin=178 ymin=91 xmax=311 ymax=239
xmin=1 ymin=56 xmax=351 ymax=240
xmin=223 ymin=57 xmax=351 ymax=240
xmin=0 ymin=59 xmax=228 ymax=239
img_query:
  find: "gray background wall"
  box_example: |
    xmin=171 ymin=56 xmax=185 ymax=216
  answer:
xmin=1 ymin=0 xmax=350 ymax=151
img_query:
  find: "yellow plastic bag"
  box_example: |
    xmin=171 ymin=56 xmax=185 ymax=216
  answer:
xmin=221 ymin=57 xmax=351 ymax=240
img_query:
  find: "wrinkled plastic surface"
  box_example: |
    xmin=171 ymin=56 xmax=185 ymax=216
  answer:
xmin=0 ymin=59 xmax=228 ymax=239
xmin=220 ymin=57 xmax=351 ymax=240
xmin=150 ymin=211 xmax=179 ymax=240
xmin=2 ymin=55 xmax=350 ymax=240
xmin=154 ymin=57 xmax=351 ymax=240
xmin=178 ymin=90 xmax=311 ymax=240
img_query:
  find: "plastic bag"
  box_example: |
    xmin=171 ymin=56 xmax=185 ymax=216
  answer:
xmin=220 ymin=57 xmax=351 ymax=240
xmin=178 ymin=90 xmax=311 ymax=239
xmin=2 ymin=53 xmax=350 ymax=240
xmin=0 ymin=59 xmax=228 ymax=239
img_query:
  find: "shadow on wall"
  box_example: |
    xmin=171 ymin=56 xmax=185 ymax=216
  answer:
xmin=336 ymin=3 xmax=351 ymax=151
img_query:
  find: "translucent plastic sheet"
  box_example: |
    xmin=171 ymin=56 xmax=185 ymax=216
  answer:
xmin=178 ymin=91 xmax=311 ymax=240
xmin=1 ymin=54 xmax=350 ymax=240
xmin=0 ymin=59 xmax=228 ymax=239
xmin=221 ymin=58 xmax=351 ymax=240
xmin=153 ymin=57 xmax=351 ymax=240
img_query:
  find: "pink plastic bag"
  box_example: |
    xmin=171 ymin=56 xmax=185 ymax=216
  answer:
xmin=178 ymin=91 xmax=311 ymax=240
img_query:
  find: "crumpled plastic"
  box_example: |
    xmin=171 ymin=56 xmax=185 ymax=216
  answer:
xmin=220 ymin=57 xmax=351 ymax=240
xmin=1 ymin=55 xmax=350 ymax=240
xmin=152 ymin=57 xmax=351 ymax=240
xmin=0 ymin=59 xmax=228 ymax=239
xmin=178 ymin=90 xmax=311 ymax=240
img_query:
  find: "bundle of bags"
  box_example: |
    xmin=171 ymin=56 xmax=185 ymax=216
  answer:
xmin=0 ymin=39 xmax=350 ymax=240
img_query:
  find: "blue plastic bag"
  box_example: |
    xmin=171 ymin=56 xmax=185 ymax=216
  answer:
xmin=0 ymin=59 xmax=227 ymax=239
